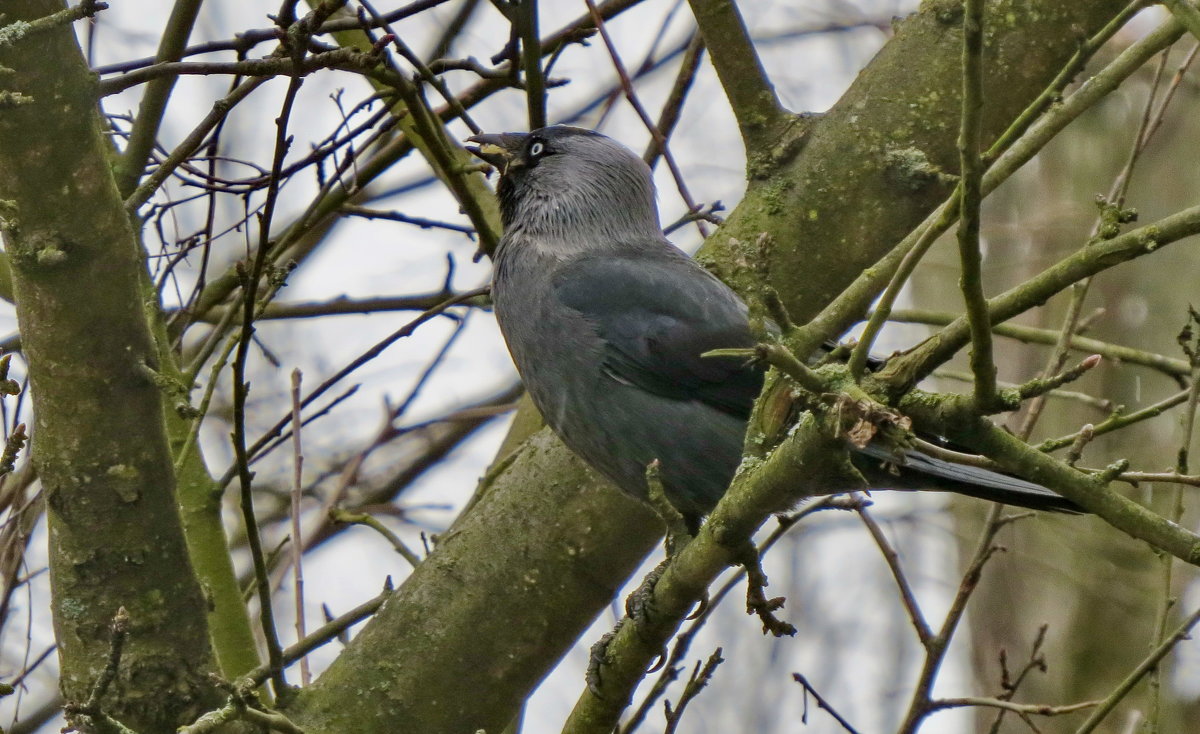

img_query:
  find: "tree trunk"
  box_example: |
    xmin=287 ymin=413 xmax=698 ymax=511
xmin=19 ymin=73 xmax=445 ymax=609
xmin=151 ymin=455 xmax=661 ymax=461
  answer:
xmin=0 ymin=2 xmax=223 ymax=729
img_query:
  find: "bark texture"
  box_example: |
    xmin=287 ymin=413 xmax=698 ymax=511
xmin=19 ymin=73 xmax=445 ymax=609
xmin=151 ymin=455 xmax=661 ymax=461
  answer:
xmin=0 ymin=2 xmax=221 ymax=729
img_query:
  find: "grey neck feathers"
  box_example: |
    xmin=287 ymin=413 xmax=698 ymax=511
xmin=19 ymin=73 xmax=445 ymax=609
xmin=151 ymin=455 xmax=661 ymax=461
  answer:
xmin=498 ymin=156 xmax=660 ymax=260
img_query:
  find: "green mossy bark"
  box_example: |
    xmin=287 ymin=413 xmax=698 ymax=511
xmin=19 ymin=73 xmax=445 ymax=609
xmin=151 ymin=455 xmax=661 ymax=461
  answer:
xmin=148 ymin=304 xmax=261 ymax=680
xmin=0 ymin=2 xmax=223 ymax=730
xmin=286 ymin=1 xmax=1131 ymax=731
xmin=285 ymin=430 xmax=663 ymax=732
xmin=699 ymin=0 xmax=1127 ymax=323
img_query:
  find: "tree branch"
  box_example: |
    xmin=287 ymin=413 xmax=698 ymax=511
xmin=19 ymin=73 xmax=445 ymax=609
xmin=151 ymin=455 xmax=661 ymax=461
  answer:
xmin=799 ymin=12 xmax=1183 ymax=362
xmin=900 ymin=392 xmax=1200 ymax=565
xmin=0 ymin=2 xmax=223 ymax=728
xmin=882 ymin=203 xmax=1200 ymax=390
xmin=561 ymin=416 xmax=851 ymax=732
xmin=686 ymin=0 xmax=785 ymax=148
xmin=111 ymin=0 xmax=204 ymax=196
xmin=956 ymin=0 xmax=999 ymax=409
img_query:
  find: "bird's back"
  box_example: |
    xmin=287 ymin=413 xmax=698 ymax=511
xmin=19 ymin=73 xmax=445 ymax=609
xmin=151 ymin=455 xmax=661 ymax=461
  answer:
xmin=493 ymin=236 xmax=757 ymax=521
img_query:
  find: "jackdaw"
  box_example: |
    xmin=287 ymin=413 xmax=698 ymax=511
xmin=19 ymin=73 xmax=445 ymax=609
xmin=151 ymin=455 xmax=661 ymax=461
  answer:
xmin=469 ymin=125 xmax=1078 ymax=530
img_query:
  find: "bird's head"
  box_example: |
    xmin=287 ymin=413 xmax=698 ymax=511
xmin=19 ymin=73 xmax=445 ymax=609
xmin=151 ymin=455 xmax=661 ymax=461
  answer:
xmin=467 ymin=126 xmax=660 ymax=245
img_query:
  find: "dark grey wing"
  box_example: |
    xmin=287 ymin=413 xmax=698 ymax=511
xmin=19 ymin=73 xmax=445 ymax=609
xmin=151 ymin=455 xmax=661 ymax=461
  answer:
xmin=552 ymin=247 xmax=1079 ymax=514
xmin=552 ymin=249 xmax=764 ymax=419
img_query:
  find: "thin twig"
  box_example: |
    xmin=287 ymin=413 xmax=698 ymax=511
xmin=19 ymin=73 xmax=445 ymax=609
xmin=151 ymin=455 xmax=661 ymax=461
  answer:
xmin=885 ymin=309 xmax=1191 ymax=379
xmin=895 ymin=504 xmax=1015 ymax=734
xmin=957 ymin=0 xmax=998 ymax=410
xmin=329 ymin=508 xmax=422 ymax=568
xmin=1017 ymin=38 xmax=1188 ymax=439
xmin=621 ymin=498 xmax=857 ymax=734
xmin=793 ymin=673 xmax=861 ymax=734
xmin=91 ymin=0 xmax=455 ymax=75
xmin=800 ymin=16 xmax=1187 ymax=365
xmin=230 ymin=48 xmax=309 ymax=699
xmin=1147 ymin=310 xmax=1200 ymax=728
xmin=289 ymin=369 xmax=309 ymax=685
xmin=245 ymin=584 xmax=392 ymax=685
xmin=662 ymin=648 xmax=722 ymax=734
xmin=643 ymin=32 xmax=703 ymax=169
xmin=838 ymin=5 xmax=1147 ymax=376
xmin=217 ymin=286 xmax=487 ymax=489
xmin=340 ymin=204 xmax=476 ymax=234
xmin=933 ymin=696 xmax=1098 ymax=715
xmin=125 ymin=78 xmax=268 ymax=212
xmin=1074 ymin=605 xmax=1200 ymax=733
xmin=856 ymin=504 xmax=932 ymax=644
xmin=85 ymin=607 xmax=130 ymax=711
xmin=516 ymin=0 xmax=546 ymax=129
xmin=583 ymin=0 xmax=708 ymax=238
xmin=883 ymin=201 xmax=1200 ymax=391
xmin=985 ymin=623 xmax=1050 ymax=732
xmin=99 ymin=46 xmax=382 ymax=98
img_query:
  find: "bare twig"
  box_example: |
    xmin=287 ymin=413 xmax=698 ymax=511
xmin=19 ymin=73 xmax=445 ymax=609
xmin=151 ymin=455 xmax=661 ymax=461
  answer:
xmin=985 ymin=623 xmax=1051 ymax=732
xmin=99 ymin=46 xmax=383 ymax=98
xmin=583 ymin=0 xmax=709 ymax=238
xmin=289 ymin=369 xmax=309 ymax=685
xmin=218 ymin=286 xmax=488 ymax=489
xmin=932 ymin=696 xmax=1098 ymax=715
xmin=1074 ymin=605 xmax=1200 ymax=733
xmin=643 ymin=32 xmax=704 ymax=170
xmin=894 ymin=504 xmax=1022 ymax=734
xmin=229 ymin=42 xmax=312 ymax=698
xmin=621 ymin=498 xmax=858 ymax=734
xmin=245 ymin=583 xmax=392 ymax=686
xmin=856 ymin=504 xmax=933 ymax=644
xmin=800 ymin=15 xmax=1187 ymax=366
xmin=1016 ymin=35 xmax=1194 ymax=439
xmin=793 ymin=673 xmax=861 ymax=734
xmin=91 ymin=0 xmax=456 ymax=75
xmin=329 ymin=508 xmax=422 ymax=568
xmin=62 ymin=608 xmax=131 ymax=732
xmin=662 ymin=648 xmax=722 ymax=734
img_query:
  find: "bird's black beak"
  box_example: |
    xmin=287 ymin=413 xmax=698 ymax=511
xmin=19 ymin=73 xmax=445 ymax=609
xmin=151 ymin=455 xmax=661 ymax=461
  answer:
xmin=466 ymin=132 xmax=528 ymax=174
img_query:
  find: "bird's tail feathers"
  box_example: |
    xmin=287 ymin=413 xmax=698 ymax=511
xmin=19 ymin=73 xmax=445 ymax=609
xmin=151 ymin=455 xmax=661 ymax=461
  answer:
xmin=856 ymin=443 xmax=1084 ymax=514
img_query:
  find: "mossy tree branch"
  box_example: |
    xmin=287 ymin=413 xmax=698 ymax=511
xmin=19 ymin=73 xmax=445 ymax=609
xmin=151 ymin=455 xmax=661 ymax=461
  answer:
xmin=697 ymin=1 xmax=1140 ymax=322
xmin=793 ymin=13 xmax=1185 ymax=362
xmin=878 ymin=203 xmax=1200 ymax=391
xmin=561 ymin=415 xmax=852 ymax=733
xmin=0 ymin=2 xmax=224 ymax=730
xmin=883 ymin=308 xmax=1192 ymax=378
xmin=898 ymin=391 xmax=1200 ymax=565
xmin=955 ymin=0 xmax=999 ymax=410
xmin=284 ymin=431 xmax=664 ymax=732
xmin=283 ymin=1 xmax=1138 ymax=731
xmin=686 ymin=0 xmax=786 ymax=151
xmin=1161 ymin=0 xmax=1200 ymax=42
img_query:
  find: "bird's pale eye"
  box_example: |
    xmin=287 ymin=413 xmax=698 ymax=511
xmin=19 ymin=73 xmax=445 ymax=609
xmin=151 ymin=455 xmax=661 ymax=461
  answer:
xmin=529 ymin=141 xmax=545 ymax=157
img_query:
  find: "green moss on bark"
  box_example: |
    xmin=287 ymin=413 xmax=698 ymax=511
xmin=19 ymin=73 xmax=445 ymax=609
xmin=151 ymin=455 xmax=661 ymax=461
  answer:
xmin=0 ymin=2 xmax=224 ymax=730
